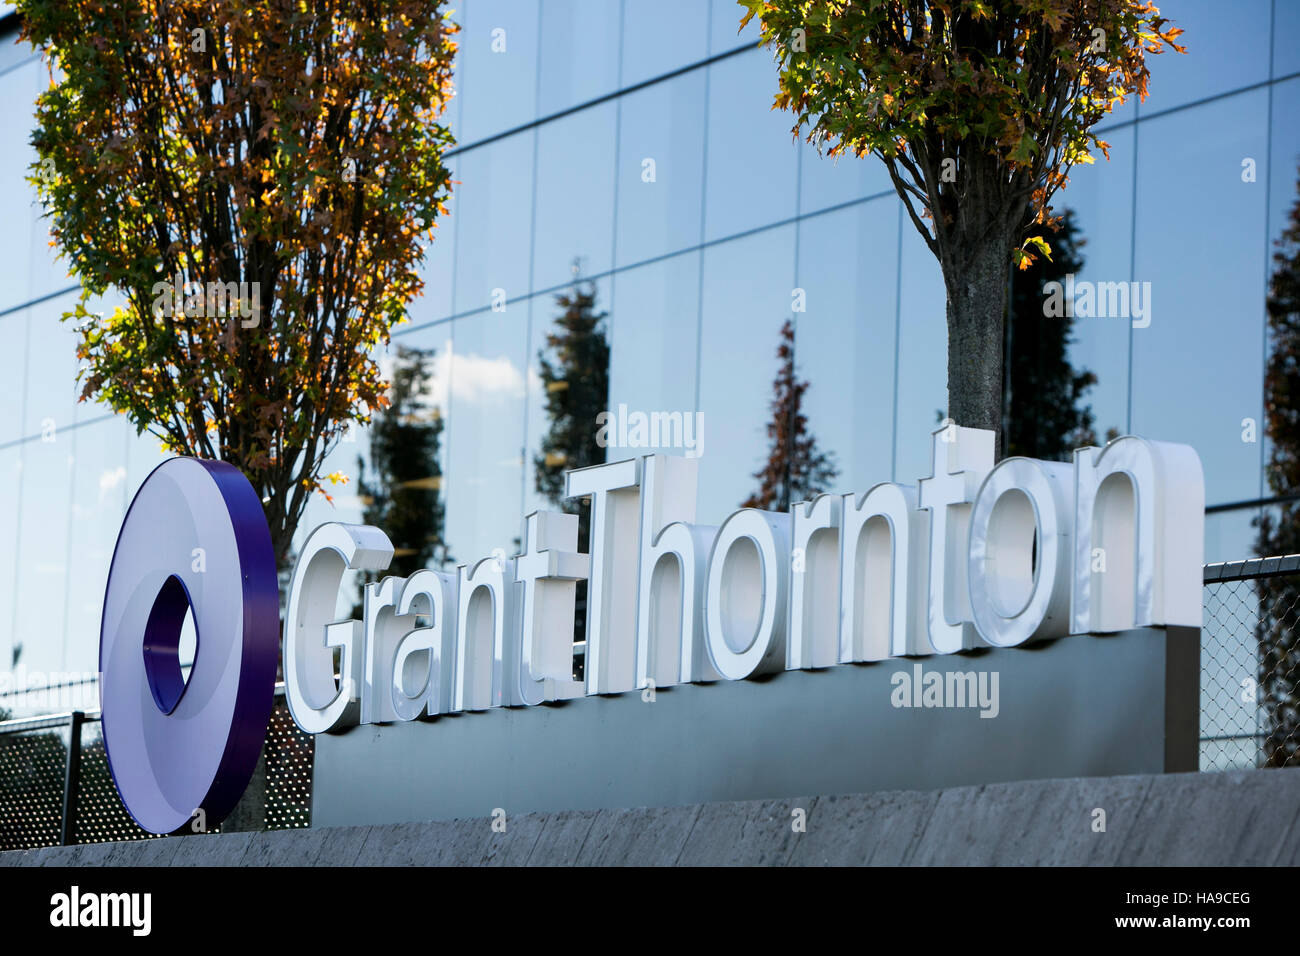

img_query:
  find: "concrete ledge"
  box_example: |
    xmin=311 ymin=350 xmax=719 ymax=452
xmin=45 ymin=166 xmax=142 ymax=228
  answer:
xmin=5 ymin=768 xmax=1299 ymax=866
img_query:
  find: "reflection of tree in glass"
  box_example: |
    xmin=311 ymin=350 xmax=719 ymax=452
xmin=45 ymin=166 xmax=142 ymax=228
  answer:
xmin=534 ymin=271 xmax=611 ymax=672
xmin=357 ymin=345 xmax=450 ymax=586
xmin=744 ymin=319 xmax=837 ymax=512
xmin=534 ymin=274 xmax=611 ymax=546
xmin=1255 ymin=167 xmax=1300 ymax=769
xmin=1004 ymin=209 xmax=1105 ymax=460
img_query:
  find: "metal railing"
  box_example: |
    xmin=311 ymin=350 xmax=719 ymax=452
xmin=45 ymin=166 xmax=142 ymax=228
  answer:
xmin=0 ymin=687 xmax=312 ymax=852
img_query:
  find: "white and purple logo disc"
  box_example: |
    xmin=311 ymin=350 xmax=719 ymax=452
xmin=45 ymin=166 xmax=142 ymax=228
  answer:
xmin=99 ymin=457 xmax=278 ymax=834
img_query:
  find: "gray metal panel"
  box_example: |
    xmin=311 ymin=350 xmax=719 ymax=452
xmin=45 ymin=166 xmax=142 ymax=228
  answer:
xmin=311 ymin=627 xmax=1197 ymax=828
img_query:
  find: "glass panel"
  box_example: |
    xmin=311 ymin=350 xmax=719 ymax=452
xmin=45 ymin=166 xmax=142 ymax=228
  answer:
xmin=696 ymin=224 xmax=794 ymax=519
xmin=1205 ymin=507 xmax=1259 ymax=563
xmin=124 ymin=429 xmax=171 ymax=505
xmin=615 ymin=70 xmax=707 ymax=268
xmin=1262 ymin=77 xmax=1300 ymax=508
xmin=288 ymin=340 xmax=392 ymax=568
xmin=444 ymin=307 xmax=529 ymax=563
xmin=621 ymin=0 xmax=710 ymax=88
xmin=0 ymin=444 xmax=19 ymax=679
xmin=64 ymin=418 xmax=129 ymax=674
xmin=608 ymin=249 xmax=701 ymax=442
xmin=795 ymin=198 xmax=899 ymax=491
xmin=1139 ymin=0 xmax=1270 ymax=116
xmin=1053 ymin=127 xmax=1137 ymax=447
xmin=11 ymin=436 xmax=71 ymax=675
xmin=21 ymin=289 xmax=80 ymax=441
xmin=1130 ymin=89 xmax=1269 ymax=507
xmin=799 ymin=144 xmax=892 ymax=218
xmin=892 ymin=205 xmax=947 ymax=484
xmin=0 ymin=24 xmax=34 ymax=75
xmin=710 ymin=0 xmax=761 ymax=55
xmin=1276 ymin=0 xmax=1300 ymax=78
xmin=0 ymin=306 xmax=29 ymax=445
xmin=524 ymin=275 xmax=613 ymax=521
xmin=532 ymin=102 xmax=617 ymax=292
xmin=455 ymin=0 xmax=541 ymax=145
xmin=0 ymin=57 xmax=38 ymax=314
xmin=703 ymin=48 xmax=799 ymax=243
xmin=452 ymin=130 xmax=535 ymax=316
xmin=537 ymin=0 xmax=622 ymax=115
xmin=408 ymin=154 xmax=459 ymax=329
xmin=379 ymin=321 xmax=454 ymax=567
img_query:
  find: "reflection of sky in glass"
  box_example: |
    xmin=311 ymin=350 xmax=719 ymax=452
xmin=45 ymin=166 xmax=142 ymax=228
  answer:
xmin=1055 ymin=130 xmax=1136 ymax=446
xmin=1131 ymin=89 xmax=1269 ymax=507
xmin=2 ymin=2 xmax=1299 ymax=683
xmin=697 ymin=225 xmax=795 ymax=518
xmin=454 ymin=0 xmax=539 ymax=144
xmin=533 ymin=103 xmax=617 ymax=290
xmin=615 ymin=72 xmax=707 ymax=269
xmin=703 ymin=49 xmax=798 ymax=242
xmin=796 ymin=199 xmax=899 ymax=491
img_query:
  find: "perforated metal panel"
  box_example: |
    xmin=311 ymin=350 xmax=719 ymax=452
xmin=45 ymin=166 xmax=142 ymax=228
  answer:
xmin=0 ymin=696 xmax=312 ymax=849
xmin=72 ymin=720 xmax=161 ymax=845
xmin=0 ymin=727 xmax=66 ymax=850
xmin=264 ymin=699 xmax=313 ymax=831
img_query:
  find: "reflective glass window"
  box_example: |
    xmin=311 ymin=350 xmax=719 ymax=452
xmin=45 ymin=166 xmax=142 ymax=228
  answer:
xmin=703 ymin=49 xmax=799 ymax=243
xmin=696 ymin=224 xmax=794 ymax=518
xmin=532 ymin=102 xmax=617 ymax=292
xmin=615 ymin=71 xmax=707 ymax=268
xmin=1130 ymin=89 xmax=1269 ymax=506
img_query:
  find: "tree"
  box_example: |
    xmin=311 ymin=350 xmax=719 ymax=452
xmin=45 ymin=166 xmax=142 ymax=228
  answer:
xmin=1255 ymin=166 xmax=1300 ymax=769
xmin=740 ymin=0 xmax=1183 ymax=455
xmin=534 ymin=274 xmax=611 ymax=548
xmin=20 ymin=0 xmax=458 ymax=565
xmin=357 ymin=345 xmax=450 ymax=581
xmin=744 ymin=319 xmax=838 ymax=511
xmin=1005 ymin=209 xmax=1101 ymax=460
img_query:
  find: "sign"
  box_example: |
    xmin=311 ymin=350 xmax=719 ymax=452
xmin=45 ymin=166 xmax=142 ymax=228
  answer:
xmin=99 ymin=425 xmax=1203 ymax=832
xmin=99 ymin=459 xmax=278 ymax=835
xmin=282 ymin=425 xmax=1204 ymax=731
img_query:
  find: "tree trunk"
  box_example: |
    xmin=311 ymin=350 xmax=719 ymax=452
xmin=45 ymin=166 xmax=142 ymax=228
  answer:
xmin=944 ymin=235 xmax=1012 ymax=458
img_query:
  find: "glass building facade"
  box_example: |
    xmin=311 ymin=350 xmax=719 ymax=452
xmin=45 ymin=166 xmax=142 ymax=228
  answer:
xmin=0 ymin=1 xmax=1298 ymax=717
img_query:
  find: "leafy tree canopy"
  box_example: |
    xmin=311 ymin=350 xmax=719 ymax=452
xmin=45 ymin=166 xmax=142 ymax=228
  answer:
xmin=19 ymin=0 xmax=458 ymax=562
xmin=739 ymin=0 xmax=1184 ymax=268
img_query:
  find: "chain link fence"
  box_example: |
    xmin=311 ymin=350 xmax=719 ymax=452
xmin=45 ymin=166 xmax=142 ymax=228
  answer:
xmin=1202 ymin=555 xmax=1300 ymax=772
xmin=0 ymin=691 xmax=312 ymax=852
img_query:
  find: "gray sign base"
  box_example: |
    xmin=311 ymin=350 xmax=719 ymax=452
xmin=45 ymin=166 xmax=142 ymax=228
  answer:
xmin=311 ymin=626 xmax=1198 ymax=828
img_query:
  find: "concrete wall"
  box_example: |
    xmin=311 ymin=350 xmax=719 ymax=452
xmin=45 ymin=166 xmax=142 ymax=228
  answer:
xmin=6 ymin=768 xmax=1300 ymax=866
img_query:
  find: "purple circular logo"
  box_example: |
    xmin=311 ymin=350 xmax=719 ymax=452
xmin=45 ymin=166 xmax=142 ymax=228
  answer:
xmin=99 ymin=458 xmax=278 ymax=834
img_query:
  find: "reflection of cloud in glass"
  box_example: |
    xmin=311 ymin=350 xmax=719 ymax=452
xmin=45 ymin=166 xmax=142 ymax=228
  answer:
xmin=99 ymin=465 xmax=126 ymax=502
xmin=379 ymin=347 xmax=528 ymax=410
xmin=439 ymin=350 xmax=526 ymax=406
